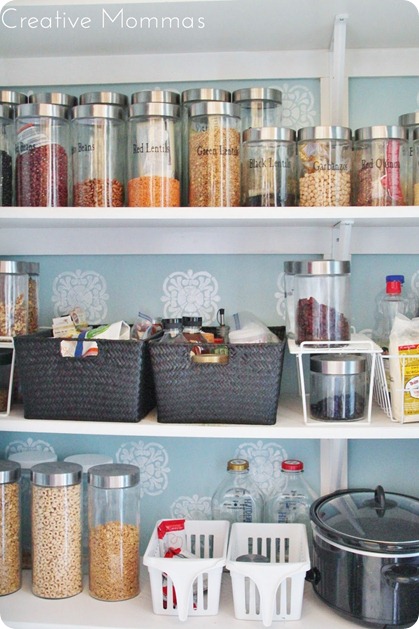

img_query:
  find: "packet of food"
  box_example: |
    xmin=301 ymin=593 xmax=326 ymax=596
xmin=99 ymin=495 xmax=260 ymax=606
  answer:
xmin=389 ymin=313 xmax=419 ymax=422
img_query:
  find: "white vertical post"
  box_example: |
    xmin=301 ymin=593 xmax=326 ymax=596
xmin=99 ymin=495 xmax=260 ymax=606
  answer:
xmin=331 ymin=220 xmax=353 ymax=260
xmin=330 ymin=14 xmax=349 ymax=126
xmin=320 ymin=439 xmax=348 ymax=494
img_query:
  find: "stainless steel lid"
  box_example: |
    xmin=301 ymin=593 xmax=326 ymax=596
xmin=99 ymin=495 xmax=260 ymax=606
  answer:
xmin=0 ymin=460 xmax=21 ymax=484
xmin=29 ymin=92 xmax=77 ymax=107
xmin=243 ymin=126 xmax=295 ymax=143
xmin=189 ymin=101 xmax=240 ymax=119
xmin=79 ymin=91 xmax=128 ymax=107
xmin=284 ymin=260 xmax=304 ymax=274
xmin=398 ymin=111 xmax=419 ymax=127
xmin=296 ymin=259 xmax=351 ymax=276
xmin=0 ymin=104 xmax=14 ymax=121
xmin=24 ymin=262 xmax=40 ymax=276
xmin=298 ymin=126 xmax=352 ymax=141
xmin=233 ymin=87 xmax=282 ymax=104
xmin=31 ymin=462 xmax=82 ymax=487
xmin=354 ymin=125 xmax=407 ymax=141
xmin=310 ymin=354 xmax=366 ymax=375
xmin=181 ymin=88 xmax=231 ymax=104
xmin=71 ymin=104 xmax=124 ymax=121
xmin=129 ymin=102 xmax=180 ymax=119
xmin=17 ymin=103 xmax=69 ymax=120
xmin=0 ymin=91 xmax=27 ymax=106
xmin=0 ymin=260 xmax=28 ymax=274
xmin=88 ymin=463 xmax=140 ymax=489
xmin=131 ymin=90 xmax=180 ymax=105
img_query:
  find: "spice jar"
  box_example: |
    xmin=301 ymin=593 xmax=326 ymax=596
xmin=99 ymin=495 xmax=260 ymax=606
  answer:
xmin=127 ymin=103 xmax=181 ymax=207
xmin=398 ymin=112 xmax=419 ymax=205
xmin=29 ymin=92 xmax=77 ymax=109
xmin=310 ymin=354 xmax=367 ymax=421
xmin=25 ymin=261 xmax=39 ymax=333
xmin=15 ymin=103 xmax=70 ymax=207
xmin=131 ymin=89 xmax=180 ymax=105
xmin=0 ymin=104 xmax=14 ymax=207
xmin=283 ymin=260 xmax=303 ymax=338
xmin=88 ymin=463 xmax=140 ymax=601
xmin=232 ymin=87 xmax=282 ymax=134
xmin=0 ymin=260 xmax=28 ymax=337
xmin=8 ymin=450 xmax=57 ymax=569
xmin=71 ymin=104 xmax=125 ymax=207
xmin=0 ymin=460 xmax=21 ymax=596
xmin=297 ymin=126 xmax=352 ymax=206
xmin=294 ymin=259 xmax=351 ymax=345
xmin=188 ymin=102 xmax=241 ymax=207
xmin=31 ymin=461 xmax=82 ymax=599
xmin=353 ymin=125 xmax=408 ymax=206
xmin=242 ymin=127 xmax=297 ymax=206
xmin=414 ymin=128 xmax=419 ymax=206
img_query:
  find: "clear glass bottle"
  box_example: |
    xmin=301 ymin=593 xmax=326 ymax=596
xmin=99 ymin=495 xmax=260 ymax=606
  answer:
xmin=242 ymin=127 xmax=297 ymax=206
xmin=131 ymin=89 xmax=180 ymax=106
xmin=353 ymin=125 xmax=408 ymax=206
xmin=25 ymin=261 xmax=40 ymax=333
xmin=283 ymin=260 xmax=303 ymax=339
xmin=309 ymin=354 xmax=367 ymax=421
xmin=398 ymin=111 xmax=419 ymax=205
xmin=0 ymin=260 xmax=28 ymax=337
xmin=297 ymin=126 xmax=352 ymax=206
xmin=15 ymin=103 xmax=70 ymax=207
xmin=127 ymin=102 xmax=181 ymax=207
xmin=88 ymin=463 xmax=140 ymax=601
xmin=159 ymin=318 xmax=185 ymax=343
xmin=31 ymin=461 xmax=82 ymax=599
xmin=211 ymin=458 xmax=263 ymax=524
xmin=294 ymin=259 xmax=351 ymax=345
xmin=0 ymin=104 xmax=14 ymax=207
xmin=7 ymin=450 xmax=57 ymax=569
xmin=232 ymin=87 xmax=282 ymax=134
xmin=0 ymin=460 xmax=21 ymax=596
xmin=187 ymin=101 xmax=241 ymax=207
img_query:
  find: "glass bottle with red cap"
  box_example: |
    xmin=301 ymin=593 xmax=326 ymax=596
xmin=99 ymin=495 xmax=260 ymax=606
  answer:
xmin=373 ymin=274 xmax=409 ymax=354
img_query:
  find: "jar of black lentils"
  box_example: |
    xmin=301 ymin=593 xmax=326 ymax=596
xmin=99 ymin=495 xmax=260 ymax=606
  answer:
xmin=0 ymin=105 xmax=14 ymax=207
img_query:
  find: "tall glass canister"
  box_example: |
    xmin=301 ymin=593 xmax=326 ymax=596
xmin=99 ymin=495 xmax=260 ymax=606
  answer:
xmin=232 ymin=87 xmax=282 ymax=134
xmin=127 ymin=103 xmax=181 ymax=207
xmin=297 ymin=126 xmax=352 ymax=206
xmin=0 ymin=460 xmax=21 ymax=596
xmin=187 ymin=101 xmax=241 ymax=207
xmin=88 ymin=463 xmax=140 ymax=601
xmin=15 ymin=103 xmax=70 ymax=207
xmin=0 ymin=104 xmax=14 ymax=207
xmin=414 ymin=128 xmax=419 ymax=206
xmin=353 ymin=125 xmax=408 ymax=206
xmin=71 ymin=104 xmax=125 ymax=207
xmin=398 ymin=112 xmax=419 ymax=205
xmin=0 ymin=260 xmax=28 ymax=337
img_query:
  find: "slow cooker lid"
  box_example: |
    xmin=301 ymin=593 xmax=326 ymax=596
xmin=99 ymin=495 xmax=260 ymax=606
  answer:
xmin=311 ymin=486 xmax=419 ymax=553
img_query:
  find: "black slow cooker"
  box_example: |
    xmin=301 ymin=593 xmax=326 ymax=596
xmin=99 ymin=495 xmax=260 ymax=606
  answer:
xmin=308 ymin=486 xmax=419 ymax=628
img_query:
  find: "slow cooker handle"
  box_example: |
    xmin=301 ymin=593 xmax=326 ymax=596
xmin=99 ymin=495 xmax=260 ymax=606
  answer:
xmin=382 ymin=564 xmax=419 ymax=587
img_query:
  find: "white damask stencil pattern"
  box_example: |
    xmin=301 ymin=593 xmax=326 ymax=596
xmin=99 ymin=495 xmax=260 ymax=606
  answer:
xmin=274 ymin=272 xmax=286 ymax=323
xmin=161 ymin=269 xmax=220 ymax=325
xmin=170 ymin=494 xmax=212 ymax=520
xmin=276 ymin=83 xmax=317 ymax=130
xmin=116 ymin=440 xmax=170 ymax=497
xmin=52 ymin=269 xmax=109 ymax=324
xmin=5 ymin=438 xmax=56 ymax=457
xmin=234 ymin=441 xmax=288 ymax=496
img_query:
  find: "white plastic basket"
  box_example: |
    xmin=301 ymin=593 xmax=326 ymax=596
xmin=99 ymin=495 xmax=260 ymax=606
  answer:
xmin=226 ymin=522 xmax=310 ymax=627
xmin=143 ymin=519 xmax=230 ymax=621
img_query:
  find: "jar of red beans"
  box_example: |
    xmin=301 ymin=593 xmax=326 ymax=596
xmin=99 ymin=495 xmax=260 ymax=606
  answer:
xmin=294 ymin=259 xmax=351 ymax=345
xmin=15 ymin=103 xmax=70 ymax=207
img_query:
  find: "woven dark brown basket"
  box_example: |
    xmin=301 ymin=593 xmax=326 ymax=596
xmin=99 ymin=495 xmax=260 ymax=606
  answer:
xmin=14 ymin=330 xmax=156 ymax=422
xmin=150 ymin=326 xmax=286 ymax=424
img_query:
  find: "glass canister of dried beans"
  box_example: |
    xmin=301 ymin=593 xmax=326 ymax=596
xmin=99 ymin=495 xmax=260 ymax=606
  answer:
xmin=297 ymin=126 xmax=352 ymax=207
xmin=15 ymin=103 xmax=70 ymax=207
xmin=71 ymin=104 xmax=125 ymax=207
xmin=353 ymin=125 xmax=408 ymax=206
xmin=398 ymin=112 xmax=419 ymax=205
xmin=187 ymin=101 xmax=241 ymax=207
xmin=0 ymin=105 xmax=14 ymax=207
xmin=31 ymin=461 xmax=82 ymax=599
xmin=0 ymin=460 xmax=21 ymax=596
xmin=127 ymin=102 xmax=181 ymax=207
xmin=232 ymin=87 xmax=282 ymax=135
xmin=242 ymin=127 xmax=297 ymax=206
xmin=294 ymin=259 xmax=351 ymax=345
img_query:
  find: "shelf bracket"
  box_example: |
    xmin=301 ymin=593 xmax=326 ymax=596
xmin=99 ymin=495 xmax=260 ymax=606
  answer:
xmin=332 ymin=219 xmax=353 ymax=260
xmin=329 ymin=13 xmax=349 ymax=126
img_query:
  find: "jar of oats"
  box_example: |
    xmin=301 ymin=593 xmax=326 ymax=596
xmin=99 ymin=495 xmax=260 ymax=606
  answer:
xmin=187 ymin=102 xmax=241 ymax=207
xmin=0 ymin=261 xmax=28 ymax=337
xmin=31 ymin=461 xmax=82 ymax=599
xmin=297 ymin=126 xmax=352 ymax=206
xmin=24 ymin=262 xmax=40 ymax=334
xmin=0 ymin=460 xmax=21 ymax=596
xmin=88 ymin=463 xmax=140 ymax=601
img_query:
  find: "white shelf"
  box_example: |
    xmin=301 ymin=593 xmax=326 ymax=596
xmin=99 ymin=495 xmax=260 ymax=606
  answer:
xmin=2 ymin=396 xmax=417 ymax=439
xmin=0 ymin=567 xmax=365 ymax=629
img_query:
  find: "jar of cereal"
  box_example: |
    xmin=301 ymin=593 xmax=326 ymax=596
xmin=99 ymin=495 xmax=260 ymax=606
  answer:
xmin=0 ymin=460 xmax=21 ymax=596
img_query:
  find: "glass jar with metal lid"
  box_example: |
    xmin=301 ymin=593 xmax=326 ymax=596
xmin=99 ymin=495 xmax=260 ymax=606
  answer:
xmin=71 ymin=104 xmax=125 ymax=207
xmin=242 ymin=127 xmax=297 ymax=206
xmin=0 ymin=260 xmax=28 ymax=336
xmin=15 ymin=103 xmax=70 ymax=207
xmin=294 ymin=259 xmax=351 ymax=345
xmin=0 ymin=104 xmax=14 ymax=207
xmin=398 ymin=112 xmax=419 ymax=205
xmin=131 ymin=89 xmax=180 ymax=105
xmin=232 ymin=87 xmax=282 ymax=134
xmin=0 ymin=460 xmax=21 ymax=596
xmin=414 ymin=128 xmax=419 ymax=206
xmin=353 ymin=125 xmax=408 ymax=206
xmin=24 ymin=261 xmax=40 ymax=333
xmin=31 ymin=461 xmax=82 ymax=599
xmin=188 ymin=101 xmax=241 ymax=207
xmin=297 ymin=126 xmax=352 ymax=207
xmin=127 ymin=102 xmax=181 ymax=207
xmin=283 ymin=260 xmax=303 ymax=338
xmin=88 ymin=463 xmax=140 ymax=601
xmin=29 ymin=92 xmax=77 ymax=109
xmin=310 ymin=354 xmax=367 ymax=421
xmin=0 ymin=90 xmax=27 ymax=113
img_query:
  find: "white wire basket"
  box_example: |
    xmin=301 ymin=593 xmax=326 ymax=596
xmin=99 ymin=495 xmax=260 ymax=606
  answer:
xmin=226 ymin=523 xmax=310 ymax=627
